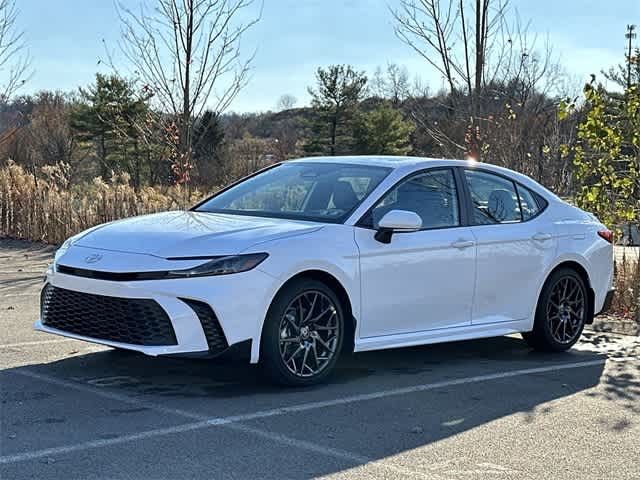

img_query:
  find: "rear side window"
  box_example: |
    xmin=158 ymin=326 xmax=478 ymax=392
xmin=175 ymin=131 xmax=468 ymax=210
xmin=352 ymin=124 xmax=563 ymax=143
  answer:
xmin=464 ymin=170 xmax=521 ymax=224
xmin=517 ymin=185 xmax=542 ymax=221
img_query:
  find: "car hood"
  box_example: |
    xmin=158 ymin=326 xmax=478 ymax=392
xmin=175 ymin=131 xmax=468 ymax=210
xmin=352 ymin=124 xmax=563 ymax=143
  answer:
xmin=73 ymin=211 xmax=322 ymax=257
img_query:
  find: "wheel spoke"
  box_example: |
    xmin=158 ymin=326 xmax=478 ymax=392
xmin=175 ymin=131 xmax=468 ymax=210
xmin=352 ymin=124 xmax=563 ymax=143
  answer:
xmin=300 ymin=347 xmax=313 ymax=373
xmin=311 ymin=341 xmax=319 ymax=369
xmin=314 ymin=324 xmax=338 ymax=331
xmin=285 ymin=313 xmax=299 ymax=333
xmin=562 ymin=279 xmax=569 ymax=300
xmin=303 ymin=293 xmax=318 ymax=323
xmin=300 ymin=298 xmax=306 ymax=322
xmin=286 ymin=345 xmax=304 ymax=365
xmin=552 ymin=318 xmax=563 ymax=338
xmin=307 ymin=307 xmax=334 ymax=325
xmin=566 ymin=284 xmax=579 ymax=302
xmin=568 ymin=306 xmax=582 ymax=320
xmin=315 ymin=334 xmax=336 ymax=354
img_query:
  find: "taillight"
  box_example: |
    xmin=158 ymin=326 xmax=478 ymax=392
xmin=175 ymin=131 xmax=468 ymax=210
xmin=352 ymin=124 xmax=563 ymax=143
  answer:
xmin=597 ymin=229 xmax=614 ymax=244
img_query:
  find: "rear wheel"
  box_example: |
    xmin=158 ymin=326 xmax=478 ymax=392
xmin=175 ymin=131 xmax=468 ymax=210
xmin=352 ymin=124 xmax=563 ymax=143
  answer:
xmin=523 ymin=268 xmax=588 ymax=351
xmin=261 ymin=279 xmax=344 ymax=386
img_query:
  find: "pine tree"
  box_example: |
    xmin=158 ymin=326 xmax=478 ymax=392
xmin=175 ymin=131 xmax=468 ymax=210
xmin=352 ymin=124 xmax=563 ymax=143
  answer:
xmin=70 ymin=74 xmax=149 ymax=185
xmin=305 ymin=65 xmax=367 ymax=156
xmin=192 ymin=110 xmax=225 ymax=183
xmin=354 ymin=103 xmax=414 ymax=155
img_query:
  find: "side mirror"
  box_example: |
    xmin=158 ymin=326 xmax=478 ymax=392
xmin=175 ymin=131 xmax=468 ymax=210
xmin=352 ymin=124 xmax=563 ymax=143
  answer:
xmin=374 ymin=210 xmax=422 ymax=244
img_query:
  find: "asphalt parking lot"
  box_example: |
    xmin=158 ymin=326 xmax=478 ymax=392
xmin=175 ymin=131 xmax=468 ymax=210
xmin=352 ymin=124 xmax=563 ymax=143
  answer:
xmin=1 ymin=240 xmax=639 ymax=480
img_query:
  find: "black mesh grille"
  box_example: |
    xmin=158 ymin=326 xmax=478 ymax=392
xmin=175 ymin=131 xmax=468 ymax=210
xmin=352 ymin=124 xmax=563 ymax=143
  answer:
xmin=180 ymin=298 xmax=228 ymax=355
xmin=41 ymin=285 xmax=177 ymax=346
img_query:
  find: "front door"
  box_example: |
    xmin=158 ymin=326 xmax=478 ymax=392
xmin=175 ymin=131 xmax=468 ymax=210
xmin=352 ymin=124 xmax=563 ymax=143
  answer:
xmin=355 ymin=168 xmax=477 ymax=338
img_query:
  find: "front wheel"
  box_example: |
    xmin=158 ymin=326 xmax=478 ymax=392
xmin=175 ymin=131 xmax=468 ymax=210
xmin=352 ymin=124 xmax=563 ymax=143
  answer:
xmin=261 ymin=279 xmax=344 ymax=386
xmin=523 ymin=268 xmax=589 ymax=352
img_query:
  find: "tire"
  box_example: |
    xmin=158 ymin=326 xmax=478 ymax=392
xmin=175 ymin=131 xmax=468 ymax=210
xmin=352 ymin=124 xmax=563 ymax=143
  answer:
xmin=523 ymin=267 xmax=589 ymax=352
xmin=261 ymin=278 xmax=345 ymax=386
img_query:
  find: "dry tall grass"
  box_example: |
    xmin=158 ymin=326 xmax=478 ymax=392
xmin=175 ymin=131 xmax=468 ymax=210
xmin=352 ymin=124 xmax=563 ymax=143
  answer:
xmin=613 ymin=254 xmax=640 ymax=321
xmin=0 ymin=160 xmax=204 ymax=244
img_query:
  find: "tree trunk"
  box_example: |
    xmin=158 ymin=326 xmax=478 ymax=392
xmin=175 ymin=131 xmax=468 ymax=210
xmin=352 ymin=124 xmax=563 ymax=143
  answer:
xmin=100 ymin=132 xmax=108 ymax=179
xmin=181 ymin=0 xmax=194 ymax=174
xmin=329 ymin=114 xmax=338 ymax=156
xmin=474 ymin=0 xmax=482 ymax=97
xmin=134 ymin=139 xmax=140 ymax=191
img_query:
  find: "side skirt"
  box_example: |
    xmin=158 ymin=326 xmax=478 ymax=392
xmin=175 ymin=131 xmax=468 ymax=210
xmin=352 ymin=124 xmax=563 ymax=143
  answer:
xmin=354 ymin=319 xmax=532 ymax=353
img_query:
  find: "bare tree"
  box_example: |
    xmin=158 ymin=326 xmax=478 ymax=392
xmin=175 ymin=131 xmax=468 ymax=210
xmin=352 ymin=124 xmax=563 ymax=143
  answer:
xmin=392 ymin=0 xmax=560 ymax=160
xmin=276 ymin=94 xmax=297 ymax=111
xmin=116 ymin=0 xmax=259 ymax=181
xmin=392 ymin=0 xmax=509 ymax=99
xmin=372 ymin=63 xmax=411 ymax=104
xmin=0 ymin=0 xmax=30 ymax=102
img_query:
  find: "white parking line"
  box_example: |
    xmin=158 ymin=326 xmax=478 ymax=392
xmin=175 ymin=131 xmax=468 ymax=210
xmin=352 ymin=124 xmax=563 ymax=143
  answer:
xmin=1 ymin=358 xmax=609 ymax=466
xmin=0 ymin=421 xmax=214 ymax=464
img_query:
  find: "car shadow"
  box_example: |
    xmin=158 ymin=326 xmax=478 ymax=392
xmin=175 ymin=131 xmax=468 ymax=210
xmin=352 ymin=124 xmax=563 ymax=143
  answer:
xmin=4 ymin=335 xmax=620 ymax=401
xmin=5 ymin=334 xmax=629 ymax=399
xmin=4 ymin=334 xmax=635 ymax=478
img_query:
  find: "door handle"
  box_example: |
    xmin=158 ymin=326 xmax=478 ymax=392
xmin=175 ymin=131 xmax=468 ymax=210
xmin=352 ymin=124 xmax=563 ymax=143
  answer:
xmin=451 ymin=239 xmax=475 ymax=249
xmin=532 ymin=233 xmax=552 ymax=241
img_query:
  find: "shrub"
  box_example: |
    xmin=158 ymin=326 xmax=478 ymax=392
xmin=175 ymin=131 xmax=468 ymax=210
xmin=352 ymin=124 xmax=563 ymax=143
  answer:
xmin=0 ymin=160 xmax=205 ymax=244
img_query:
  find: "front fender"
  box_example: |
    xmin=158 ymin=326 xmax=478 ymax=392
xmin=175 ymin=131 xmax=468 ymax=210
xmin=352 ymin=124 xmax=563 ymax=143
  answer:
xmin=245 ymin=225 xmax=360 ymax=363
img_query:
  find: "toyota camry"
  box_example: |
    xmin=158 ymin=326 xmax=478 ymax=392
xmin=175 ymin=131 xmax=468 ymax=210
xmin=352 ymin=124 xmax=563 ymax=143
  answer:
xmin=37 ymin=156 xmax=615 ymax=385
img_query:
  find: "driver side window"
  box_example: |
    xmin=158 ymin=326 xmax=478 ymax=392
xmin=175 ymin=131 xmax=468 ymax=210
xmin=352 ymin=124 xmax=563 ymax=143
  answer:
xmin=365 ymin=169 xmax=460 ymax=230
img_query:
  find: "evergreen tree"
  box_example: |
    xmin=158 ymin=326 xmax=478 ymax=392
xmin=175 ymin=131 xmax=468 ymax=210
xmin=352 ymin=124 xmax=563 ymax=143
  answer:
xmin=192 ymin=110 xmax=225 ymax=183
xmin=354 ymin=103 xmax=414 ymax=155
xmin=70 ymin=74 xmax=150 ymax=185
xmin=305 ymin=65 xmax=367 ymax=156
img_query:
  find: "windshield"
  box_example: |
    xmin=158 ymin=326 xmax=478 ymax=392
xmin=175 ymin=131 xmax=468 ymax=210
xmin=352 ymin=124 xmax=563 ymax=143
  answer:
xmin=195 ymin=162 xmax=391 ymax=223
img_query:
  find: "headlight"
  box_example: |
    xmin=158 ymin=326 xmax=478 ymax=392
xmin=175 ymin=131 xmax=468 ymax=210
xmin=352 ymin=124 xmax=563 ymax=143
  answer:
xmin=54 ymin=237 xmax=74 ymax=262
xmin=166 ymin=253 xmax=268 ymax=278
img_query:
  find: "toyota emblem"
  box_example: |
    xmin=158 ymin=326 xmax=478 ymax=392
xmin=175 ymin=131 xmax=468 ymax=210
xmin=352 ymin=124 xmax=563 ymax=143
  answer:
xmin=84 ymin=253 xmax=103 ymax=264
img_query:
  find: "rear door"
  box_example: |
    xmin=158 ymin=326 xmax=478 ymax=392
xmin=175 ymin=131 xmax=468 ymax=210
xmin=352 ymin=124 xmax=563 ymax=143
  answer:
xmin=355 ymin=168 xmax=476 ymax=338
xmin=461 ymin=168 xmax=557 ymax=324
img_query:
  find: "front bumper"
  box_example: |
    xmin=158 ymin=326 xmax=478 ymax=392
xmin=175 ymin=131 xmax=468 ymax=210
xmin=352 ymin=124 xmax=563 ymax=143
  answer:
xmin=596 ymin=288 xmax=615 ymax=316
xmin=36 ymin=260 xmax=278 ymax=362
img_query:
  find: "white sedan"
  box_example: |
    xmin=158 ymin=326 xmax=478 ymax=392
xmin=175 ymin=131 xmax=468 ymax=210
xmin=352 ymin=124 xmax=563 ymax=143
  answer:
xmin=37 ymin=156 xmax=615 ymax=385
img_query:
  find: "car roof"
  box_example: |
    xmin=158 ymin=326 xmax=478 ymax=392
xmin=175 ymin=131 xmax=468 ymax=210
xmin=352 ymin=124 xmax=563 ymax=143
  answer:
xmin=287 ymin=155 xmax=560 ymax=201
xmin=287 ymin=155 xmax=463 ymax=169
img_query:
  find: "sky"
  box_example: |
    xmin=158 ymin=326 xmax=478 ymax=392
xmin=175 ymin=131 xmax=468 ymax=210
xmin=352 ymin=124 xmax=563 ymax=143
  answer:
xmin=16 ymin=0 xmax=640 ymax=112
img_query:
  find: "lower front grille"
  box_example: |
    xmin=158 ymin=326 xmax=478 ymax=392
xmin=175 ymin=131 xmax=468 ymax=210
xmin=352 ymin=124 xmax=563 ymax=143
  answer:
xmin=41 ymin=285 xmax=177 ymax=346
xmin=180 ymin=298 xmax=229 ymax=355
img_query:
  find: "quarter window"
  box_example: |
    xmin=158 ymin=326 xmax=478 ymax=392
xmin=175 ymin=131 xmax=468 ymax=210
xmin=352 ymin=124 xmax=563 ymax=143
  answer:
xmin=464 ymin=170 xmax=521 ymax=224
xmin=517 ymin=185 xmax=542 ymax=221
xmin=367 ymin=169 xmax=460 ymax=229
